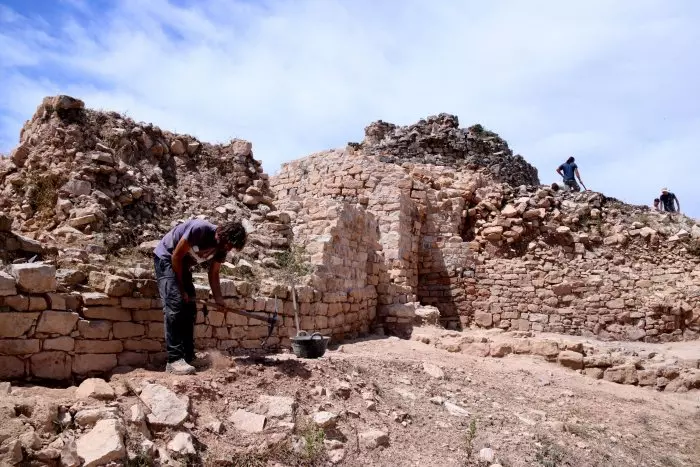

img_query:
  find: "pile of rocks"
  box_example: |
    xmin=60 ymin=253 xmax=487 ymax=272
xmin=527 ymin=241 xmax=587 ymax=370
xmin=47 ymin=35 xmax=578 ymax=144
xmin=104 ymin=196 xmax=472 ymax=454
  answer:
xmin=0 ymin=95 xmax=286 ymax=255
xmin=349 ymin=113 xmax=540 ymax=188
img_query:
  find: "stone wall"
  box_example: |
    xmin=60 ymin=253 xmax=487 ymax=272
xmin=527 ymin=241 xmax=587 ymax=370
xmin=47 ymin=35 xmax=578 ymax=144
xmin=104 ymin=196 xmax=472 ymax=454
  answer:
xmin=271 ymin=141 xmax=700 ymax=343
xmin=0 ymin=258 xmax=376 ymax=382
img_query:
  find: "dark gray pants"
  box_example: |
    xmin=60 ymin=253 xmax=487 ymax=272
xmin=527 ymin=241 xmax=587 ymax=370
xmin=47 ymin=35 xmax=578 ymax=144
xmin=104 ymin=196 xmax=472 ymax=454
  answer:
xmin=154 ymin=255 xmax=196 ymax=363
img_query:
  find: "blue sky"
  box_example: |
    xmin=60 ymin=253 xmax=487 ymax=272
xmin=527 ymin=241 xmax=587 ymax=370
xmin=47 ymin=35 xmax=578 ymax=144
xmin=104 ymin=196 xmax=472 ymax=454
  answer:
xmin=1 ymin=0 xmax=698 ymax=219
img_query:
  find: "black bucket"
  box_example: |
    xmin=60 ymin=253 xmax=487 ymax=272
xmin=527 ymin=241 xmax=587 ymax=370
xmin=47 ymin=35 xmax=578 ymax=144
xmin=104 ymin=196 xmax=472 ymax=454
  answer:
xmin=291 ymin=331 xmax=330 ymax=359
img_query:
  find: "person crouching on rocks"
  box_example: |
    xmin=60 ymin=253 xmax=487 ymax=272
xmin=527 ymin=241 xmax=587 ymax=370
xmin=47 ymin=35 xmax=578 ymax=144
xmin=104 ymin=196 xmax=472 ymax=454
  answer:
xmin=153 ymin=219 xmax=247 ymax=375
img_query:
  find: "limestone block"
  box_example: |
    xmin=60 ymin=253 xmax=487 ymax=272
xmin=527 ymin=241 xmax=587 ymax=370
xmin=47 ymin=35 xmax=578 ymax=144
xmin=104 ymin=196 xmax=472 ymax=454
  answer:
xmin=0 ymin=312 xmax=39 ymax=337
xmin=75 ymin=340 xmax=123 ymax=354
xmin=530 ymin=340 xmax=559 ymax=359
xmin=557 ymin=350 xmax=584 ymax=370
xmin=0 ymin=271 xmax=17 ymax=296
xmin=73 ymin=354 xmax=118 ymax=374
xmin=474 ymin=312 xmax=493 ymax=327
xmin=0 ymin=356 xmax=25 ymax=379
xmin=82 ymin=292 xmax=119 ymax=306
xmin=78 ymin=320 xmax=112 ymax=338
xmin=30 ymin=352 xmax=72 ymax=380
xmin=83 ymin=306 xmax=132 ymax=321
xmin=36 ymin=311 xmax=80 ymax=335
xmin=604 ymin=365 xmax=638 ymax=384
xmin=113 ymin=322 xmax=146 ymax=338
xmin=11 ymin=263 xmax=57 ymax=293
xmin=44 ymin=337 xmax=75 ymax=351
xmin=104 ymin=276 xmax=134 ymax=297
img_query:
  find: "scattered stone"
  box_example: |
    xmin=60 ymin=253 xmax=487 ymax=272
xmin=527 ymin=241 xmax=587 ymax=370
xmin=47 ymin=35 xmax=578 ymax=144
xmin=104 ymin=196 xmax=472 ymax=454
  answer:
xmin=557 ymin=350 xmax=584 ymax=370
xmin=334 ymin=381 xmax=352 ymax=399
xmin=19 ymin=429 xmax=42 ymax=450
xmin=444 ymin=401 xmax=470 ymax=417
xmin=140 ymin=384 xmax=190 ymax=427
xmin=75 ymin=378 xmax=116 ymax=400
xmin=167 ymin=432 xmax=196 ymax=456
xmin=205 ymin=419 xmax=224 ymax=434
xmin=76 ymin=419 xmax=126 ymax=467
xmin=10 ymin=263 xmax=57 ymax=293
xmin=74 ymin=407 xmax=120 ymax=427
xmin=360 ymin=429 xmax=389 ymax=449
xmin=422 ymin=362 xmax=445 ymax=379
xmin=313 ymin=411 xmax=339 ymax=429
xmin=229 ymin=409 xmax=266 ymax=433
xmin=479 ymin=447 xmax=495 ymax=463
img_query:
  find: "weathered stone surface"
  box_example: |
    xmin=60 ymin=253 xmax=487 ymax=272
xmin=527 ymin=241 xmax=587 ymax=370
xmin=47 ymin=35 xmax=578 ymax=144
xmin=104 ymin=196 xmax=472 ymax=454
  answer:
xmin=229 ymin=409 xmax=266 ymax=433
xmin=76 ymin=419 xmax=125 ymax=467
xmin=359 ymin=429 xmax=389 ymax=449
xmin=312 ymin=411 xmax=339 ymax=429
xmin=604 ymin=365 xmax=638 ymax=385
xmin=0 ymin=271 xmax=16 ymax=296
xmin=112 ymin=322 xmax=145 ymax=338
xmin=422 ymin=362 xmax=445 ymax=379
xmin=0 ymin=312 xmax=39 ymax=337
xmin=82 ymin=306 xmax=131 ymax=321
xmin=141 ymin=384 xmax=190 ymax=427
xmin=72 ymin=354 xmax=118 ymax=374
xmin=44 ymin=337 xmax=75 ymax=351
xmin=250 ymin=395 xmax=296 ymax=424
xmin=11 ymin=263 xmax=57 ymax=293
xmin=444 ymin=401 xmax=470 ymax=417
xmin=74 ymin=407 xmax=120 ymax=427
xmin=474 ymin=312 xmax=493 ymax=327
xmin=104 ymin=276 xmax=134 ymax=297
xmin=557 ymin=350 xmax=584 ymax=370
xmin=30 ymin=352 xmax=72 ymax=380
xmin=0 ymin=356 xmax=25 ymax=379
xmin=0 ymin=339 xmax=40 ymax=355
xmin=530 ymin=341 xmax=559 ymax=359
xmin=167 ymin=432 xmax=196 ymax=455
xmin=489 ymin=342 xmax=512 ymax=358
xmin=36 ymin=311 xmax=80 ymax=335
xmin=76 ymin=378 xmax=116 ymax=400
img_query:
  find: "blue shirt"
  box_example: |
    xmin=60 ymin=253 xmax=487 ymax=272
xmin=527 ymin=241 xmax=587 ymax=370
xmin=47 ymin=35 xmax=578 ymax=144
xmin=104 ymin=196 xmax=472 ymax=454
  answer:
xmin=559 ymin=162 xmax=577 ymax=181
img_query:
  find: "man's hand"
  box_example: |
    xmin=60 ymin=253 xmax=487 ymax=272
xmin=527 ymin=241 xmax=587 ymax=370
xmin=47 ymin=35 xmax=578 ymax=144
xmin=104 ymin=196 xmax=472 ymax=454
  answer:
xmin=181 ymin=291 xmax=191 ymax=303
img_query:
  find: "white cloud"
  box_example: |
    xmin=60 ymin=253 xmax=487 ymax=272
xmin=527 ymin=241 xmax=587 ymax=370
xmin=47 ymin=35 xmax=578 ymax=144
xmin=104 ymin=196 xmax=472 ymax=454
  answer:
xmin=0 ymin=0 xmax=698 ymax=217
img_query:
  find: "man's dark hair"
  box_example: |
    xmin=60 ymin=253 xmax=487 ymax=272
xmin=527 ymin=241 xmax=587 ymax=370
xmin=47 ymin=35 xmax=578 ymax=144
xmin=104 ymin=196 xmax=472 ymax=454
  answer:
xmin=218 ymin=220 xmax=247 ymax=249
xmin=566 ymin=156 xmax=575 ymax=164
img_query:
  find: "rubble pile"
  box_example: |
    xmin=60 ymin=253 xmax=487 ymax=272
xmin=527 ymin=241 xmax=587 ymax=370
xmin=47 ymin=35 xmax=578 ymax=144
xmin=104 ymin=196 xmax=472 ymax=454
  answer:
xmin=349 ymin=113 xmax=540 ymax=188
xmin=0 ymin=95 xmax=288 ymax=256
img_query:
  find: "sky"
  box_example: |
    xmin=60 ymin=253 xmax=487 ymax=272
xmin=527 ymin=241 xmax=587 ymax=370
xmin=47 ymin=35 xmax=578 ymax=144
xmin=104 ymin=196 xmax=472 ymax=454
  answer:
xmin=0 ymin=0 xmax=698 ymax=219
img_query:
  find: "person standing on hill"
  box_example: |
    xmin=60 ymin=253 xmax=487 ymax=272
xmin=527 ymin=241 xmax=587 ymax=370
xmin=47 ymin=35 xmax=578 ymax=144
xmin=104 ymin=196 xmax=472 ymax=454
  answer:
xmin=659 ymin=188 xmax=681 ymax=213
xmin=556 ymin=156 xmax=585 ymax=192
xmin=153 ymin=219 xmax=247 ymax=375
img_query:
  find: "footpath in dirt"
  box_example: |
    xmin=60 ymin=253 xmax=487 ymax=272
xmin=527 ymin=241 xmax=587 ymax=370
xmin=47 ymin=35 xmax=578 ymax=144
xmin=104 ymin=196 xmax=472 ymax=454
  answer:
xmin=0 ymin=327 xmax=698 ymax=467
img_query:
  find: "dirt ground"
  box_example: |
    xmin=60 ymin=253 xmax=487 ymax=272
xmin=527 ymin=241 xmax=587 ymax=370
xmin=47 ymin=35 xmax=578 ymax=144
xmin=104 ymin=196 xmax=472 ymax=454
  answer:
xmin=2 ymin=328 xmax=699 ymax=467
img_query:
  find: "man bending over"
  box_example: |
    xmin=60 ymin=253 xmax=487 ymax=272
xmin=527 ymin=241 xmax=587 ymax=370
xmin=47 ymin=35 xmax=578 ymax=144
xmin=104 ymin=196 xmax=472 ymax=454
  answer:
xmin=153 ymin=219 xmax=247 ymax=374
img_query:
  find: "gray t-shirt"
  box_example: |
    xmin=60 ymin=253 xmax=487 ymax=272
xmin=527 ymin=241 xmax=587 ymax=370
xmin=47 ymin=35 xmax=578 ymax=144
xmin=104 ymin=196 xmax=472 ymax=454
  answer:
xmin=154 ymin=219 xmax=227 ymax=265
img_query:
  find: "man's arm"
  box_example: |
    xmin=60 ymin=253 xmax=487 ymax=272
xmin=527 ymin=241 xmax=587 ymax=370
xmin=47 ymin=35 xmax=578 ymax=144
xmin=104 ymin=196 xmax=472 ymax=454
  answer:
xmin=208 ymin=261 xmax=225 ymax=306
xmin=675 ymin=195 xmax=681 ymax=212
xmin=575 ymin=168 xmax=583 ymax=182
xmin=171 ymin=237 xmax=192 ymax=302
xmin=556 ymin=165 xmax=563 ymax=177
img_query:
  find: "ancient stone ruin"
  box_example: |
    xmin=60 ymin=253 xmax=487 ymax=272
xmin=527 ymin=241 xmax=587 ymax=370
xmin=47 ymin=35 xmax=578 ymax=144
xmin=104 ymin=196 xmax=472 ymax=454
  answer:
xmin=0 ymin=96 xmax=699 ymax=386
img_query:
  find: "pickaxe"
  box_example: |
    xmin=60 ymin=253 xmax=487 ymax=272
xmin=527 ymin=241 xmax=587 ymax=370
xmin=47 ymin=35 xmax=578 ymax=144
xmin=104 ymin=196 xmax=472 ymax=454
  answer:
xmin=199 ymin=298 xmax=279 ymax=349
